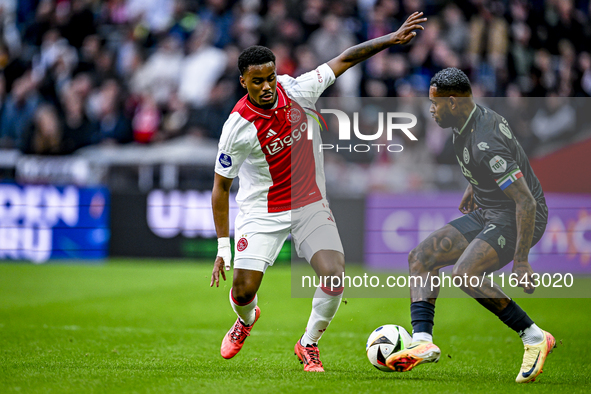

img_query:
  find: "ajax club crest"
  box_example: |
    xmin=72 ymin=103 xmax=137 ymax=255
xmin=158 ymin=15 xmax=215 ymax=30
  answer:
xmin=237 ymin=237 xmax=248 ymax=252
xmin=287 ymin=108 xmax=302 ymax=124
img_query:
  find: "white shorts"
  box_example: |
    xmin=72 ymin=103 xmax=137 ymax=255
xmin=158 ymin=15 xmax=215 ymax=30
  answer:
xmin=233 ymin=199 xmax=344 ymax=273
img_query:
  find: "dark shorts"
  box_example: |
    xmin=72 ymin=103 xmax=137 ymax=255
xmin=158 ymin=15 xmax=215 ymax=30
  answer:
xmin=448 ymin=199 xmax=548 ymax=266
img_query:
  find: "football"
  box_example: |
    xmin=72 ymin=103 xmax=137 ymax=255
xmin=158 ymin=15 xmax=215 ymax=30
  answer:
xmin=366 ymin=325 xmax=412 ymax=371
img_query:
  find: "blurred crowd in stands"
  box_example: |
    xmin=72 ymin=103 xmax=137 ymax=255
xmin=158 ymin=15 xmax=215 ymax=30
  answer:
xmin=0 ymin=0 xmax=590 ymax=161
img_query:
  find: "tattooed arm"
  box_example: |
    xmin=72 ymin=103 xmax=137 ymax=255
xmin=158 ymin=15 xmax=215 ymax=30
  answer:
xmin=327 ymin=12 xmax=426 ymax=78
xmin=503 ymin=177 xmax=537 ymax=294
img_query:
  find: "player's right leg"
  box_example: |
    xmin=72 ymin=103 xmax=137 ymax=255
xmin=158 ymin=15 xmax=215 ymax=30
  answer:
xmin=221 ymin=266 xmax=264 ymax=359
xmin=386 ymin=224 xmax=469 ymax=372
xmin=221 ymin=212 xmax=290 ymax=359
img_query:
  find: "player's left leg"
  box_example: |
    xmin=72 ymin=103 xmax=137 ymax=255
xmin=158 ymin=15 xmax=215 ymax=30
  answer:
xmin=452 ymin=238 xmax=555 ymax=383
xmin=292 ymin=200 xmax=345 ymax=371
xmin=294 ymin=235 xmax=345 ymax=372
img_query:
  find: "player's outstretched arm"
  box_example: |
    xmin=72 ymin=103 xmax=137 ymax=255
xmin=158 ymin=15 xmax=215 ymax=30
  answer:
xmin=327 ymin=12 xmax=426 ymax=78
xmin=503 ymin=177 xmax=537 ymax=294
xmin=210 ymin=173 xmax=234 ymax=287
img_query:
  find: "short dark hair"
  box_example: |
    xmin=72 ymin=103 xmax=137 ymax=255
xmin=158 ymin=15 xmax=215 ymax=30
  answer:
xmin=430 ymin=67 xmax=472 ymax=95
xmin=238 ymin=46 xmax=276 ymax=75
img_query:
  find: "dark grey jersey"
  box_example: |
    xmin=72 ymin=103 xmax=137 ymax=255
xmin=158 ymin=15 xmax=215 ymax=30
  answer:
xmin=452 ymin=104 xmax=544 ymax=210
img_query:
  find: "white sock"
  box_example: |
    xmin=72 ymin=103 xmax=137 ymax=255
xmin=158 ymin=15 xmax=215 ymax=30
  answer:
xmin=229 ymin=288 xmax=258 ymax=326
xmin=520 ymin=323 xmax=544 ymax=345
xmin=300 ymin=286 xmax=343 ymax=346
xmin=412 ymin=332 xmax=433 ymax=344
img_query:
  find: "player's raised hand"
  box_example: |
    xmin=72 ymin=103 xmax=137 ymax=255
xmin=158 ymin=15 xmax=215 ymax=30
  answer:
xmin=512 ymin=260 xmax=536 ymax=294
xmin=210 ymin=256 xmax=227 ymax=287
xmin=391 ymin=12 xmax=427 ymax=45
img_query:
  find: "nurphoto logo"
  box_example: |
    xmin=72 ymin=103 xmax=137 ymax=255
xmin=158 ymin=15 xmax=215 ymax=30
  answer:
xmin=305 ymin=108 xmax=419 ymax=153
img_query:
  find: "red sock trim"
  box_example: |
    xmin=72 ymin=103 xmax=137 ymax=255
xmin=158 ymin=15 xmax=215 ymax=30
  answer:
xmin=320 ymin=285 xmax=344 ymax=296
xmin=230 ymin=288 xmax=256 ymax=306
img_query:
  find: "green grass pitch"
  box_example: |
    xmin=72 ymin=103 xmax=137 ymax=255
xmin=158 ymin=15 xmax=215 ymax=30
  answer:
xmin=1 ymin=260 xmax=590 ymax=393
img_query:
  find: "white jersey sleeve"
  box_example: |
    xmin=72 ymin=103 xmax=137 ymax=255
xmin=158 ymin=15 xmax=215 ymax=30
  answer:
xmin=277 ymin=63 xmax=336 ymax=106
xmin=215 ymin=112 xmax=256 ymax=179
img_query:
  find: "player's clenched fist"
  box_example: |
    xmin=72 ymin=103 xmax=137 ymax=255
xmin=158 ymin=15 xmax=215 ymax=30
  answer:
xmin=512 ymin=260 xmax=536 ymax=294
xmin=458 ymin=184 xmax=478 ymax=214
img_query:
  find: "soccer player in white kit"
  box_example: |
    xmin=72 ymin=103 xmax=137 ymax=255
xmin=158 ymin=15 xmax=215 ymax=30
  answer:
xmin=210 ymin=12 xmax=427 ymax=371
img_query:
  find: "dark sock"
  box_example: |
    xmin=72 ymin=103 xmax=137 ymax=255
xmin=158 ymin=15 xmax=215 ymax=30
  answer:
xmin=495 ymin=300 xmax=534 ymax=334
xmin=410 ymin=301 xmax=435 ymax=335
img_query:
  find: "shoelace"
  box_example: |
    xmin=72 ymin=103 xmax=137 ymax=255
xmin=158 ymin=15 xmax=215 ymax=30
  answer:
xmin=304 ymin=346 xmax=322 ymax=365
xmin=230 ymin=321 xmax=249 ymax=342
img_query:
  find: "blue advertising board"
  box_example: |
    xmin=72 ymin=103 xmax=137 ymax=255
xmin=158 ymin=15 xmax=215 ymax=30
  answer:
xmin=0 ymin=184 xmax=110 ymax=263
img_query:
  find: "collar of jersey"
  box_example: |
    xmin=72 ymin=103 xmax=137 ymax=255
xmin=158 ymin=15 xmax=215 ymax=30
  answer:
xmin=244 ymin=83 xmax=290 ymax=119
xmin=455 ymin=104 xmax=478 ymax=136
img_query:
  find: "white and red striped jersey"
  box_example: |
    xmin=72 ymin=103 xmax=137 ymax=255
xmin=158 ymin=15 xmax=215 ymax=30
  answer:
xmin=215 ymin=63 xmax=336 ymax=213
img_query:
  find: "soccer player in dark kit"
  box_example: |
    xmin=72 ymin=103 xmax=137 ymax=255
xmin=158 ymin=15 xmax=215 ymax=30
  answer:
xmin=386 ymin=68 xmax=555 ymax=383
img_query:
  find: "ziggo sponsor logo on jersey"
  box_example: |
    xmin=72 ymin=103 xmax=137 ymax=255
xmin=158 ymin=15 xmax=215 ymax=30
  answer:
xmin=264 ymin=121 xmax=307 ymax=156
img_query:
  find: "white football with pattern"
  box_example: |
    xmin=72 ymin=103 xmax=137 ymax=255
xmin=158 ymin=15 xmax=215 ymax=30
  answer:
xmin=366 ymin=325 xmax=412 ymax=372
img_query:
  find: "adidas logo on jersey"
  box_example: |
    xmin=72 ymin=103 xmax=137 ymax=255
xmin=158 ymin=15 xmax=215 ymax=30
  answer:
xmin=266 ymin=129 xmax=277 ymax=138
